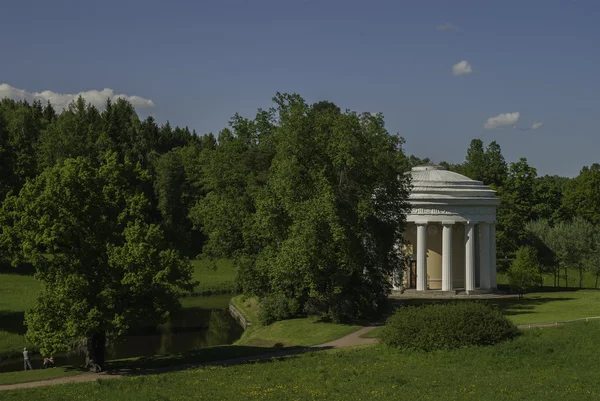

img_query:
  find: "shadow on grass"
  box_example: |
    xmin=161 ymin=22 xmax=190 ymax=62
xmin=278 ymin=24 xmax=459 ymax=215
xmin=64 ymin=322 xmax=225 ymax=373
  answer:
xmin=384 ymin=292 xmax=577 ymax=321
xmin=0 ymin=261 xmax=35 ymax=276
xmin=104 ymin=344 xmax=312 ymax=375
xmin=0 ymin=311 xmax=26 ymax=335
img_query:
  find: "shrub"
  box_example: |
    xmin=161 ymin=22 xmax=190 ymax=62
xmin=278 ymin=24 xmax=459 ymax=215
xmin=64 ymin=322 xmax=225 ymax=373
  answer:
xmin=379 ymin=302 xmax=519 ymax=351
xmin=257 ymin=294 xmax=302 ymax=325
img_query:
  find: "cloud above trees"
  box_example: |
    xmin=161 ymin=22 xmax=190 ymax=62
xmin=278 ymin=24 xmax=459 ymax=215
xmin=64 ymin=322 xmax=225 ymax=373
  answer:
xmin=484 ymin=112 xmax=520 ymax=129
xmin=0 ymin=83 xmax=155 ymax=111
xmin=483 ymin=113 xmax=544 ymax=130
xmin=452 ymin=60 xmax=472 ymax=76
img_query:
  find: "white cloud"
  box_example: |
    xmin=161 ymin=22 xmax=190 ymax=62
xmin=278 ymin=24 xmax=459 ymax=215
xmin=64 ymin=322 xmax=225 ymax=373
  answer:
xmin=531 ymin=121 xmax=544 ymax=130
xmin=484 ymin=112 xmax=520 ymax=129
xmin=452 ymin=60 xmax=472 ymax=76
xmin=0 ymin=83 xmax=155 ymax=111
xmin=437 ymin=22 xmax=458 ymax=31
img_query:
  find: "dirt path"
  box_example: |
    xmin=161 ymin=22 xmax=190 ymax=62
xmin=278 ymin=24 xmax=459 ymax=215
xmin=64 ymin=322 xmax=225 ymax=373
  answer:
xmin=0 ymin=372 xmax=122 ymax=391
xmin=517 ymin=316 xmax=600 ymax=329
xmin=0 ymin=326 xmax=380 ymax=392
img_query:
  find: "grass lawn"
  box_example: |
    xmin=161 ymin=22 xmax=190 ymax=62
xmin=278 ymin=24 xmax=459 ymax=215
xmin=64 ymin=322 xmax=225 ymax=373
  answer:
xmin=0 ymin=367 xmax=82 ymax=386
xmin=236 ymin=317 xmax=362 ymax=348
xmin=390 ymin=289 xmax=600 ymax=326
xmin=492 ymin=289 xmax=600 ymax=325
xmin=3 ymin=321 xmax=600 ymax=400
xmin=190 ymin=258 xmax=237 ymax=295
xmin=498 ymin=268 xmax=600 ymax=290
xmin=0 ymin=267 xmax=42 ymax=359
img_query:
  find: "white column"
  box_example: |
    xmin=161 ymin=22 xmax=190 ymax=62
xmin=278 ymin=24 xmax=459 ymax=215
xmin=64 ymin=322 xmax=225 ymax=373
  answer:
xmin=464 ymin=221 xmax=476 ymax=293
xmin=416 ymin=222 xmax=428 ymax=291
xmin=479 ymin=222 xmax=491 ymax=290
xmin=490 ymin=223 xmax=497 ymax=289
xmin=442 ymin=222 xmax=454 ymax=292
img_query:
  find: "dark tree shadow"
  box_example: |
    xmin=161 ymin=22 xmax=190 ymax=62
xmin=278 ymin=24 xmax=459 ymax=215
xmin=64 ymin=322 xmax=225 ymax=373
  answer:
xmin=0 ymin=311 xmax=26 ymax=335
xmin=0 ymin=261 xmax=36 ymax=276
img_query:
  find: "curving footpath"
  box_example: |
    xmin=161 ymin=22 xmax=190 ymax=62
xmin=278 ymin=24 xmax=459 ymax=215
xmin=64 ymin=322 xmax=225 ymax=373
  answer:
xmin=0 ymin=326 xmax=379 ymax=392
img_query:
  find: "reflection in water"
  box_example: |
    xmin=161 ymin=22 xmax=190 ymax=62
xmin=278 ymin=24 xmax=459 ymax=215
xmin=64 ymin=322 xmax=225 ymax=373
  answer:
xmin=0 ymin=296 xmax=243 ymax=373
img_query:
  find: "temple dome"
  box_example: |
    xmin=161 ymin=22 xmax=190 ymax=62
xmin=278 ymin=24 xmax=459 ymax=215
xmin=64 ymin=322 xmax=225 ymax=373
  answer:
xmin=406 ymin=165 xmax=498 ymax=201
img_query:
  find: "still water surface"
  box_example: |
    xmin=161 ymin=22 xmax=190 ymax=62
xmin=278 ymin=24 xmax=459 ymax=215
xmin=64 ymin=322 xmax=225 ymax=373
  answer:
xmin=0 ymin=294 xmax=243 ymax=373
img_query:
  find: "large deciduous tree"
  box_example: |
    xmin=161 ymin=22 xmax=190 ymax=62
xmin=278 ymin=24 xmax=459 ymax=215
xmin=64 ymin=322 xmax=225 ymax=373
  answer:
xmin=195 ymin=93 xmax=411 ymax=321
xmin=0 ymin=153 xmax=193 ymax=366
xmin=495 ymin=158 xmax=538 ymax=268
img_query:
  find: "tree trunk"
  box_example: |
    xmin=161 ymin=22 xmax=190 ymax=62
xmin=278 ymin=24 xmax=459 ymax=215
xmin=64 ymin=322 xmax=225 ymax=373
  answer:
xmin=595 ymin=272 xmax=599 ymax=289
xmin=86 ymin=332 xmax=106 ymax=368
xmin=579 ymin=265 xmax=583 ymax=289
xmin=564 ymin=267 xmax=568 ymax=288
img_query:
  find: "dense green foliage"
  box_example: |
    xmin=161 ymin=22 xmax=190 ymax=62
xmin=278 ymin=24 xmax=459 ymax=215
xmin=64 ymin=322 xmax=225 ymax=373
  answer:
xmin=563 ymin=164 xmax=600 ymax=225
xmin=194 ymin=94 xmax=411 ymax=322
xmin=379 ymin=302 xmax=519 ymax=351
xmin=4 ymin=322 xmax=600 ymax=400
xmin=507 ymin=246 xmax=542 ymax=293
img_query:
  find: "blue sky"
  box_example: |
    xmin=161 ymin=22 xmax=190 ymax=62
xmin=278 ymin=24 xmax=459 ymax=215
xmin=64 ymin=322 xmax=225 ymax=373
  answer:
xmin=1 ymin=0 xmax=598 ymax=177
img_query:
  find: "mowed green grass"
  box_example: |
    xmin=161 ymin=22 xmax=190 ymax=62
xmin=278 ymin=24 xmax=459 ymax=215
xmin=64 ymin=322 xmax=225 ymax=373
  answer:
xmin=236 ymin=317 xmax=361 ymax=348
xmin=389 ymin=290 xmax=600 ymax=326
xmin=3 ymin=321 xmax=600 ymax=400
xmin=0 ymin=269 xmax=41 ymax=358
xmin=492 ymin=290 xmax=600 ymax=325
xmin=0 ymin=367 xmax=81 ymax=386
xmin=498 ymin=268 xmax=600 ymax=290
xmin=190 ymin=258 xmax=238 ymax=295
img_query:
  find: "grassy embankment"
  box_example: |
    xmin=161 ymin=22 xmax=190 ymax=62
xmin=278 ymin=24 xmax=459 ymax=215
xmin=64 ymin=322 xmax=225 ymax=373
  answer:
xmin=3 ymin=320 xmax=600 ymax=400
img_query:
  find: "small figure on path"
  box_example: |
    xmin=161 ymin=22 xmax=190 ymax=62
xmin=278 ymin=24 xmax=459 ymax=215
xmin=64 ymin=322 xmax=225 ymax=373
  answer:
xmin=23 ymin=348 xmax=33 ymax=371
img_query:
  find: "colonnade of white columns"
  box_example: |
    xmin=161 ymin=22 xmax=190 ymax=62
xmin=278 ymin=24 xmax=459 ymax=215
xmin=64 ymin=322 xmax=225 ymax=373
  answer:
xmin=413 ymin=221 xmax=496 ymax=293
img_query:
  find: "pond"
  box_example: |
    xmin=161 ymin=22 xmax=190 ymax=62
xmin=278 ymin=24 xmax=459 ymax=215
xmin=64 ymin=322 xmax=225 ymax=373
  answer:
xmin=0 ymin=294 xmax=244 ymax=373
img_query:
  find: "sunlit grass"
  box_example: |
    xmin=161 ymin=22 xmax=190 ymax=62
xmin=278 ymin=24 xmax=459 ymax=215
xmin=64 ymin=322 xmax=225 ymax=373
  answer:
xmin=3 ymin=321 xmax=600 ymax=400
xmin=190 ymin=258 xmax=238 ymax=295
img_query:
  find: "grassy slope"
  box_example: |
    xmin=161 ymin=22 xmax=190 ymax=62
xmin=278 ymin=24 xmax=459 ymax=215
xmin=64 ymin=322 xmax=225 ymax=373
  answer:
xmin=189 ymin=258 xmax=238 ymax=295
xmin=230 ymin=295 xmax=361 ymax=347
xmin=3 ymin=321 xmax=600 ymax=400
xmin=236 ymin=317 xmax=362 ymax=348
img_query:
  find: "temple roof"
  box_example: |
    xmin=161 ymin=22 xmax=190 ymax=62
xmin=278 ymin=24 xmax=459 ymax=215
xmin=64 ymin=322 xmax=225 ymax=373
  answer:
xmin=406 ymin=165 xmax=498 ymax=201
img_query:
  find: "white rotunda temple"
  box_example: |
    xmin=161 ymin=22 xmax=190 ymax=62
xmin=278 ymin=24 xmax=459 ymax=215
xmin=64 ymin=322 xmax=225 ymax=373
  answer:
xmin=397 ymin=165 xmax=500 ymax=293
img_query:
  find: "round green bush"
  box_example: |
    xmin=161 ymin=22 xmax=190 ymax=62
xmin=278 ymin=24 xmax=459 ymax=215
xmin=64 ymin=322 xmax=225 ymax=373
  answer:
xmin=379 ymin=302 xmax=519 ymax=351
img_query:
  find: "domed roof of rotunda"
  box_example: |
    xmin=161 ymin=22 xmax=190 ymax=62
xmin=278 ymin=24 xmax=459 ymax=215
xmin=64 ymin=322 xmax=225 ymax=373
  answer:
xmin=406 ymin=165 xmax=498 ymax=201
